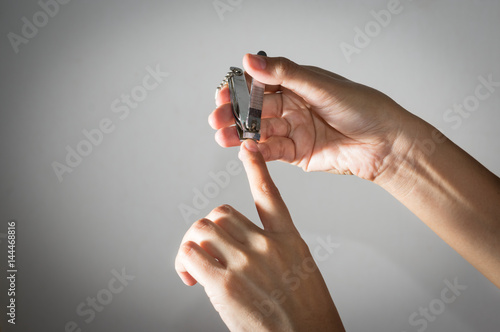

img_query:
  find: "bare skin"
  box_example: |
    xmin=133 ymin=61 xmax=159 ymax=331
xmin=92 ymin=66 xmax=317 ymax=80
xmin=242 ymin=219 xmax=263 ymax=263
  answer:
xmin=175 ymin=141 xmax=345 ymax=331
xmin=176 ymin=54 xmax=500 ymax=331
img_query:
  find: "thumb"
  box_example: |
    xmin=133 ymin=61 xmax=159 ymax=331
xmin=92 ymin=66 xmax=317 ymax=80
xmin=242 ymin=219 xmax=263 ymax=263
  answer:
xmin=238 ymin=139 xmax=295 ymax=233
xmin=242 ymin=54 xmax=335 ymax=105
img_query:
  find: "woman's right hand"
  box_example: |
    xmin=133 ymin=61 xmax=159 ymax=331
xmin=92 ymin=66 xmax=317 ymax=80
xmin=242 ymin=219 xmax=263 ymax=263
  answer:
xmin=210 ymin=54 xmax=420 ymax=182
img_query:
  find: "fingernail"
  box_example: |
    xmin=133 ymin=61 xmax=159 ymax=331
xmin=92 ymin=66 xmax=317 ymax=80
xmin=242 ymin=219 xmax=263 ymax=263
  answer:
xmin=249 ymin=54 xmax=267 ymax=70
xmin=243 ymin=139 xmax=259 ymax=152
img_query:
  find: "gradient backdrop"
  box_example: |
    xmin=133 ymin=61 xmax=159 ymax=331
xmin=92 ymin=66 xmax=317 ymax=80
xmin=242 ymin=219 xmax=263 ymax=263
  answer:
xmin=1 ymin=0 xmax=500 ymax=331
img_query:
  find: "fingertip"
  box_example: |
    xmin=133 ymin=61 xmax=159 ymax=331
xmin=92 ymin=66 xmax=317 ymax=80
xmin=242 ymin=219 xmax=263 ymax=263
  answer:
xmin=238 ymin=140 xmax=261 ymax=162
xmin=242 ymin=53 xmax=252 ymax=70
xmin=244 ymin=139 xmax=259 ymax=152
xmin=179 ymin=271 xmax=198 ymax=286
xmin=237 ymin=141 xmax=245 ymax=161
xmin=208 ymin=112 xmax=216 ymax=129
xmin=215 ymin=127 xmax=240 ymax=147
xmin=214 ymin=130 xmax=225 ymax=147
xmin=210 ymin=103 xmax=236 ymax=130
xmin=215 ymin=85 xmax=230 ymax=106
xmin=175 ymin=247 xmax=199 ymax=286
xmin=243 ymin=53 xmax=267 ymax=73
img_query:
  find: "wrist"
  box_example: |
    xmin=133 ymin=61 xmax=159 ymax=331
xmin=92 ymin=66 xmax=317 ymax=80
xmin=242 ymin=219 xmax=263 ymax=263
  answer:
xmin=373 ymin=111 xmax=447 ymax=198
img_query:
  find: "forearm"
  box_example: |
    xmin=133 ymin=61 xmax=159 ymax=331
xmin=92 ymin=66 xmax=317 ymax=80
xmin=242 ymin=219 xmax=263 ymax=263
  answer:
xmin=376 ymin=113 xmax=500 ymax=287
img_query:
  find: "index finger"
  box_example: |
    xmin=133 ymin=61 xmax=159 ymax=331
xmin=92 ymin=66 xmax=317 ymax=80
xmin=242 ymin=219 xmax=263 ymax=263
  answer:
xmin=238 ymin=140 xmax=295 ymax=233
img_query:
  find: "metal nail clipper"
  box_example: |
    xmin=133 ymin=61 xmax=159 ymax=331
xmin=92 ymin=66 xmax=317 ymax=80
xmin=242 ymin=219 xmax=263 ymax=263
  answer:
xmin=215 ymin=51 xmax=267 ymax=141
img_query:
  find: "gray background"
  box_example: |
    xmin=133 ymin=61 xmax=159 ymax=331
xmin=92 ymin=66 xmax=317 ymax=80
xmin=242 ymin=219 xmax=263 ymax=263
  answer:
xmin=1 ymin=0 xmax=500 ymax=331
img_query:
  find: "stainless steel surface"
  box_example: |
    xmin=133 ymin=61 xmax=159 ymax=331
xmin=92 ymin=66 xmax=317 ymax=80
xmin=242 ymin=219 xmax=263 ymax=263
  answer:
xmin=219 ymin=66 xmax=262 ymax=141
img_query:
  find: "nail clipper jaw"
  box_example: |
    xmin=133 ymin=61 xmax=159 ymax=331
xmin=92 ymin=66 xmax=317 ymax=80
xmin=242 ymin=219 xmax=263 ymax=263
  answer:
xmin=242 ymin=109 xmax=261 ymax=141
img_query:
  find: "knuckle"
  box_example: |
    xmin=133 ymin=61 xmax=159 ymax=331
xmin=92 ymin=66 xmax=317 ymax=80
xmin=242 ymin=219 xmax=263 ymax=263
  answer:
xmin=259 ymin=180 xmax=281 ymax=198
xmin=174 ymin=256 xmax=183 ymax=272
xmin=180 ymin=241 xmax=196 ymax=257
xmin=258 ymin=143 xmax=270 ymax=161
xmin=212 ymin=204 xmax=234 ymax=215
xmin=266 ymin=119 xmax=284 ymax=138
xmin=236 ymin=250 xmax=252 ymax=269
xmin=275 ymin=56 xmax=297 ymax=79
xmin=262 ymin=121 xmax=272 ymax=139
xmin=254 ymin=234 xmax=277 ymax=253
xmin=192 ymin=218 xmax=213 ymax=231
